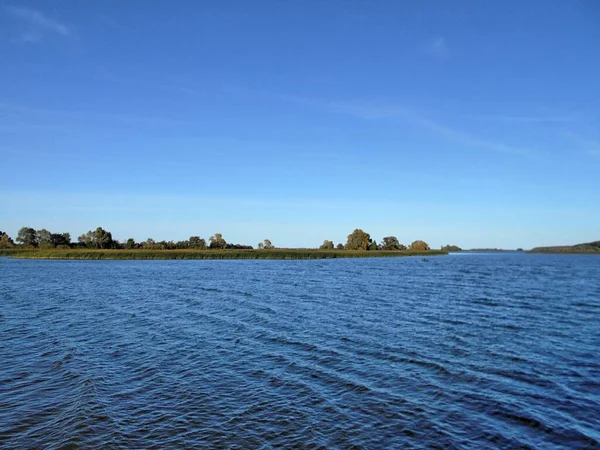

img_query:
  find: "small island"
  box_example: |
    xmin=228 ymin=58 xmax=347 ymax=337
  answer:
xmin=0 ymin=227 xmax=447 ymax=260
xmin=529 ymin=241 xmax=600 ymax=254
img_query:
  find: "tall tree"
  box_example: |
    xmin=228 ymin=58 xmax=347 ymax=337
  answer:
xmin=189 ymin=236 xmax=207 ymax=249
xmin=142 ymin=238 xmax=157 ymax=249
xmin=209 ymin=233 xmax=227 ymax=249
xmin=263 ymin=239 xmax=274 ymax=249
xmin=380 ymin=236 xmax=406 ymax=250
xmin=93 ymin=227 xmax=113 ymax=249
xmin=409 ymin=240 xmax=430 ymax=251
xmin=36 ymin=229 xmax=52 ymax=247
xmin=0 ymin=231 xmax=15 ymax=248
xmin=345 ymin=229 xmax=371 ymax=250
xmin=78 ymin=231 xmax=94 ymax=248
xmin=17 ymin=227 xmax=38 ymax=247
xmin=79 ymin=227 xmax=114 ymax=248
xmin=320 ymin=240 xmax=334 ymax=250
xmin=50 ymin=233 xmax=71 ymax=248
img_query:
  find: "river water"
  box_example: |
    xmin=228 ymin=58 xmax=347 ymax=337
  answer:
xmin=1 ymin=254 xmax=599 ymax=449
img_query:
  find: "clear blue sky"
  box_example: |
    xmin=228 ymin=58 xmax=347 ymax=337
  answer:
xmin=1 ymin=1 xmax=599 ymax=249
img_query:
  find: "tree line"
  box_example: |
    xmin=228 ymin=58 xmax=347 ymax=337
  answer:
xmin=1 ymin=227 xmax=460 ymax=251
xmin=0 ymin=227 xmax=256 ymax=250
xmin=321 ymin=229 xmax=436 ymax=251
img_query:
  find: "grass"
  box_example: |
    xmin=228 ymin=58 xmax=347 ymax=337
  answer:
xmin=528 ymin=241 xmax=600 ymax=254
xmin=0 ymin=248 xmax=447 ymax=260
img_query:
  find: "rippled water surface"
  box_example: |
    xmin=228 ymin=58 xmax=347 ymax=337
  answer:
xmin=1 ymin=254 xmax=599 ymax=449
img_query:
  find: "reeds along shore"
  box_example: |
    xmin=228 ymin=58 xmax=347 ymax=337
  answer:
xmin=0 ymin=248 xmax=448 ymax=260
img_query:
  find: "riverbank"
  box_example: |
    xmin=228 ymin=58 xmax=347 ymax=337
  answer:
xmin=0 ymin=248 xmax=447 ymax=260
xmin=529 ymin=241 xmax=600 ymax=254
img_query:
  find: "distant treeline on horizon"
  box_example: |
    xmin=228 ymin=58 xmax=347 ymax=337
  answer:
xmin=0 ymin=227 xmax=462 ymax=252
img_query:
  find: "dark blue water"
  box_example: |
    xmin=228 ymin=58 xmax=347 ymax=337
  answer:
xmin=1 ymin=254 xmax=599 ymax=449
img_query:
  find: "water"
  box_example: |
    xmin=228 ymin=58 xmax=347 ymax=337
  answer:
xmin=1 ymin=254 xmax=599 ymax=449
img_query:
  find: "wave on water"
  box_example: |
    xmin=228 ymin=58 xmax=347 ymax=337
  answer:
xmin=1 ymin=255 xmax=599 ymax=448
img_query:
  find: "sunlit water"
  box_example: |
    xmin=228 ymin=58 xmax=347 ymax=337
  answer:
xmin=1 ymin=254 xmax=599 ymax=449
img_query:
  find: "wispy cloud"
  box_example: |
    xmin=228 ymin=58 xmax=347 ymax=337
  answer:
xmin=564 ymin=132 xmax=600 ymax=157
xmin=469 ymin=114 xmax=576 ymax=124
xmin=99 ymin=72 xmax=206 ymax=97
xmin=4 ymin=5 xmax=71 ymax=43
xmin=10 ymin=31 xmax=41 ymax=44
xmin=264 ymin=92 xmax=536 ymax=157
xmin=423 ymin=36 xmax=448 ymax=57
xmin=0 ymin=101 xmax=194 ymax=130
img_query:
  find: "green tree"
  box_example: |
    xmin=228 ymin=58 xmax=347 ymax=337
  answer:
xmin=0 ymin=231 xmax=15 ymax=248
xmin=380 ymin=236 xmax=407 ymax=250
xmin=320 ymin=240 xmax=334 ymax=250
xmin=78 ymin=231 xmax=94 ymax=248
xmin=368 ymin=240 xmax=379 ymax=251
xmin=17 ymin=227 xmax=38 ymax=247
xmin=79 ymin=227 xmax=114 ymax=248
xmin=142 ymin=238 xmax=157 ymax=249
xmin=189 ymin=236 xmax=207 ymax=249
xmin=263 ymin=239 xmax=274 ymax=249
xmin=50 ymin=233 xmax=71 ymax=248
xmin=410 ymin=240 xmax=430 ymax=251
xmin=345 ymin=229 xmax=371 ymax=250
xmin=209 ymin=233 xmax=227 ymax=249
xmin=125 ymin=238 xmax=136 ymax=249
xmin=92 ymin=227 xmax=113 ymax=249
xmin=257 ymin=242 xmax=264 ymax=249
xmin=336 ymin=243 xmax=344 ymax=250
xmin=36 ymin=229 xmax=52 ymax=248
xmin=441 ymin=244 xmax=462 ymax=252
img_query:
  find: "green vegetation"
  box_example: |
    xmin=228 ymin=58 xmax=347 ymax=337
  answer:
xmin=409 ymin=240 xmax=431 ymax=251
xmin=0 ymin=231 xmax=15 ymax=248
xmin=441 ymin=245 xmax=462 ymax=252
xmin=209 ymin=233 xmax=227 ymax=249
xmin=78 ymin=227 xmax=115 ymax=249
xmin=380 ymin=236 xmax=407 ymax=251
xmin=0 ymin=226 xmax=445 ymax=259
xmin=320 ymin=240 xmax=334 ymax=250
xmin=345 ymin=229 xmax=372 ymax=250
xmin=0 ymin=248 xmax=447 ymax=260
xmin=529 ymin=241 xmax=600 ymax=254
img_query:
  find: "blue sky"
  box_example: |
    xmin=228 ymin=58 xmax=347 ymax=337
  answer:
xmin=1 ymin=0 xmax=599 ymax=249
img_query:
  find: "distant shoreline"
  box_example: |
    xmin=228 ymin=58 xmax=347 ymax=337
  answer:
xmin=0 ymin=248 xmax=447 ymax=260
xmin=528 ymin=241 xmax=600 ymax=254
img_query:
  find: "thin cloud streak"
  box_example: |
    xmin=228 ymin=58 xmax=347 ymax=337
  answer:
xmin=268 ymin=92 xmax=537 ymax=157
xmin=470 ymin=114 xmax=576 ymax=124
xmin=0 ymin=102 xmax=194 ymax=129
xmin=10 ymin=31 xmax=41 ymax=44
xmin=4 ymin=5 xmax=70 ymax=41
xmin=6 ymin=190 xmax=574 ymax=217
xmin=564 ymin=132 xmax=600 ymax=157
xmin=99 ymin=72 xmax=206 ymax=97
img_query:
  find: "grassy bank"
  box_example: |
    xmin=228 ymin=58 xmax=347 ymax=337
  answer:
xmin=0 ymin=248 xmax=447 ymax=260
xmin=529 ymin=240 xmax=600 ymax=254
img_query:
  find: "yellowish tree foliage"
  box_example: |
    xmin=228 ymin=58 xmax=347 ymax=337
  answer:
xmin=345 ymin=229 xmax=371 ymax=250
xmin=410 ymin=240 xmax=430 ymax=251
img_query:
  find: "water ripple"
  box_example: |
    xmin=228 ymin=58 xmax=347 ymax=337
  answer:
xmin=1 ymin=254 xmax=599 ymax=448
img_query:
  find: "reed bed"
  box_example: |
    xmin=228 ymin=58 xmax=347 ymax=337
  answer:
xmin=0 ymin=248 xmax=447 ymax=260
